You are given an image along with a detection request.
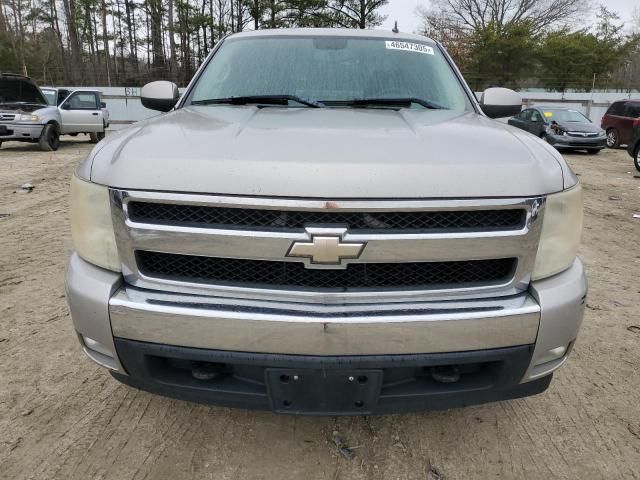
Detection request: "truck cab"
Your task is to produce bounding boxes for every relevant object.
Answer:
[41,86,109,143]
[58,89,107,141]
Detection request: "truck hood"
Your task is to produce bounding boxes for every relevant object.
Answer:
[88,106,567,198]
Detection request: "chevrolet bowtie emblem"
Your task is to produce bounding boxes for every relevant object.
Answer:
[287,229,366,267]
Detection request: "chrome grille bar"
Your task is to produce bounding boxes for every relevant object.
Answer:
[110,190,545,304]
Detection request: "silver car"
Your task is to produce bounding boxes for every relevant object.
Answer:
[40,87,109,129]
[0,75,108,150]
[66,29,586,415]
[0,73,62,150]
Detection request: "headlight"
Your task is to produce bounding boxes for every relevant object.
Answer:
[19,114,39,122]
[70,175,121,271]
[532,184,583,280]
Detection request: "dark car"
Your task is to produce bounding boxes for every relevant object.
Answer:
[602,100,640,149]
[627,122,640,172]
[509,106,606,154]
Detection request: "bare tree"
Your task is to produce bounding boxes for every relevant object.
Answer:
[324,0,387,29]
[145,0,165,70]
[419,0,589,34]
[61,0,83,81]
[417,6,472,68]
[167,0,176,74]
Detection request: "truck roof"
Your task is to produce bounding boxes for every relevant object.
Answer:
[68,88,103,93]
[0,72,31,80]
[228,28,436,45]
[41,86,102,93]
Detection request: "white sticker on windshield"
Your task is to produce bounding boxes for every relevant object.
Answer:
[385,41,434,55]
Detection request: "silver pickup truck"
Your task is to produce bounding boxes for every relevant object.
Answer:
[0,74,106,150]
[66,29,586,415]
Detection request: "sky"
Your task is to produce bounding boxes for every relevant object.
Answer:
[379,0,638,34]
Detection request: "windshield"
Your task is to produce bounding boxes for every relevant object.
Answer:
[189,36,470,110]
[41,89,57,106]
[0,78,46,105]
[543,109,589,123]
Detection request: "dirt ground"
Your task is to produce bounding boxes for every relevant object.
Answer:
[0,136,639,480]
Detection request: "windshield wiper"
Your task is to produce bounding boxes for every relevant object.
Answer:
[192,95,325,108]
[327,98,445,110]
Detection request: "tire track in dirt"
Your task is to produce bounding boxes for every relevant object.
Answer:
[0,142,639,479]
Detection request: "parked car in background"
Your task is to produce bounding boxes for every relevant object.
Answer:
[627,123,640,172]
[58,89,108,142]
[509,106,606,154]
[0,73,63,150]
[42,86,110,134]
[601,99,640,148]
[0,74,108,150]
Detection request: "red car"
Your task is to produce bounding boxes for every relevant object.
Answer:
[601,99,640,148]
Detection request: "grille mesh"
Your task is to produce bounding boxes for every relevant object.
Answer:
[128,202,525,232]
[137,251,516,291]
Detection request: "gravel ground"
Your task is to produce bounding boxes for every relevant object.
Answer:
[0,137,639,480]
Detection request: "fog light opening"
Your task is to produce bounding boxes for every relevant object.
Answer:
[191,362,221,381]
[82,335,114,359]
[429,365,461,384]
[534,345,569,367]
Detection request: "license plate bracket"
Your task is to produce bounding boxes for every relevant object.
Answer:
[266,368,383,415]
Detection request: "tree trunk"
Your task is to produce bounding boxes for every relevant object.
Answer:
[270,0,276,28]
[167,0,176,75]
[91,11,100,83]
[230,0,234,32]
[115,0,126,78]
[235,0,243,32]
[61,0,82,83]
[145,6,151,67]
[9,0,27,75]
[49,0,69,82]
[209,0,214,45]
[200,0,208,56]
[101,0,111,86]
[124,0,138,72]
[146,0,165,72]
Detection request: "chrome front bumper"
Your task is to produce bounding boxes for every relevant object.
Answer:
[0,123,44,140]
[65,253,586,383]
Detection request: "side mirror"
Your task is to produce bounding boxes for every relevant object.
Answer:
[100,102,106,109]
[61,103,71,110]
[479,87,522,119]
[141,81,179,112]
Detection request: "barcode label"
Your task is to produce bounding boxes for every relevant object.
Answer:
[385,41,434,55]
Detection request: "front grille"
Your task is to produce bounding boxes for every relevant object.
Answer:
[0,114,16,122]
[127,202,526,232]
[137,251,516,291]
[567,132,598,138]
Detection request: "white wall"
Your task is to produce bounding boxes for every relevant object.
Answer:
[71,87,637,128]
